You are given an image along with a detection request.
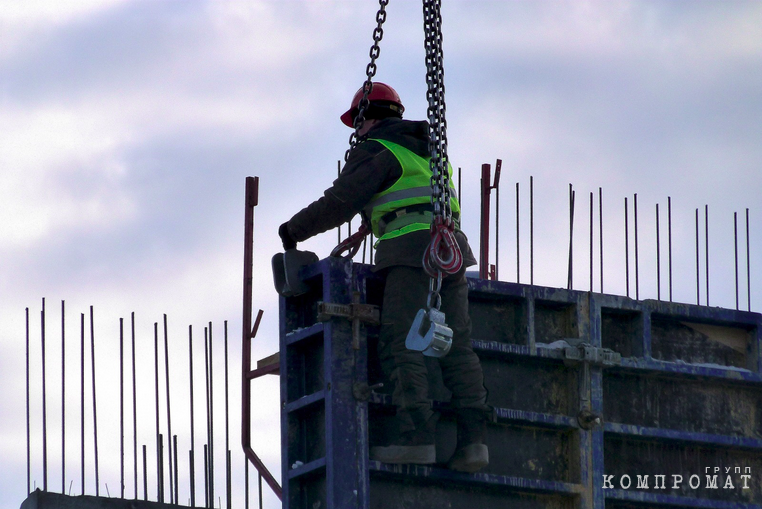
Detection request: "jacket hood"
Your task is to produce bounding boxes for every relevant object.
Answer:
[364,118,430,158]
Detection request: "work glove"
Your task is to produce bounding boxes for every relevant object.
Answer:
[279,222,297,251]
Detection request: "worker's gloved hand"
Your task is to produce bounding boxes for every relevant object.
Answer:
[279,222,297,250]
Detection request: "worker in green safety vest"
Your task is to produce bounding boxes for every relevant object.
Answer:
[279,83,490,472]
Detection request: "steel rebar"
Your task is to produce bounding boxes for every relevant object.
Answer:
[132,313,138,499]
[163,315,174,504]
[158,434,164,503]
[154,322,161,502]
[530,176,534,286]
[668,197,673,302]
[90,306,100,497]
[190,449,195,508]
[258,473,263,509]
[625,197,630,298]
[204,445,209,508]
[189,325,196,508]
[735,212,740,310]
[80,313,85,495]
[516,182,520,283]
[634,194,639,300]
[61,301,66,494]
[747,208,752,311]
[120,317,125,499]
[590,192,594,292]
[173,435,178,505]
[337,161,342,244]
[41,298,48,492]
[705,205,710,306]
[567,185,575,290]
[225,321,231,509]
[142,445,147,501]
[696,209,701,305]
[656,204,661,301]
[209,322,214,505]
[226,450,232,509]
[245,458,249,509]
[26,307,30,495]
[599,188,603,293]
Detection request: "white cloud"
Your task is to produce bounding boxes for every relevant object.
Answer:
[0,104,136,248]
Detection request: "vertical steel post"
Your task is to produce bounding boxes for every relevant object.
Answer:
[245,458,249,509]
[80,313,85,495]
[494,160,501,280]
[61,301,66,494]
[656,204,661,301]
[668,197,673,302]
[494,176,499,281]
[258,473,263,509]
[154,323,161,502]
[26,307,31,496]
[132,313,138,499]
[479,163,491,279]
[241,176,282,499]
[337,161,342,244]
[735,212,740,310]
[705,205,710,306]
[205,327,213,508]
[599,188,603,293]
[634,194,639,300]
[173,435,179,504]
[696,209,701,305]
[120,318,125,499]
[226,451,232,509]
[41,298,48,492]
[747,208,752,311]
[530,176,534,286]
[567,185,575,290]
[590,192,594,292]
[158,434,164,503]
[208,322,215,507]
[189,450,195,508]
[142,445,147,501]
[90,306,100,497]
[224,321,231,509]
[189,325,196,507]
[163,315,174,504]
[204,445,209,508]
[516,182,520,283]
[625,197,630,298]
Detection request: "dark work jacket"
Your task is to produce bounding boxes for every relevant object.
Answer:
[286,118,477,272]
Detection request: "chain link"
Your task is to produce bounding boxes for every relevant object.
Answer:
[423,0,461,311]
[345,0,390,162]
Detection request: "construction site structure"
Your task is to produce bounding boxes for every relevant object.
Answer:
[276,254,762,509]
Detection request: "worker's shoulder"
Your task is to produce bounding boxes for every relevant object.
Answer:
[365,118,430,155]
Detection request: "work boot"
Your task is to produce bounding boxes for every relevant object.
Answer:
[448,408,489,473]
[370,414,437,465]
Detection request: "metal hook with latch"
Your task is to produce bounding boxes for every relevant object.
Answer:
[405,307,452,358]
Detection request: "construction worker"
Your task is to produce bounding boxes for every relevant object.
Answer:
[278,83,489,472]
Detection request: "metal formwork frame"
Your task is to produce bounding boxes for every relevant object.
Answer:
[280,258,762,509]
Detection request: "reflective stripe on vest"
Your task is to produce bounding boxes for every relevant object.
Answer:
[364,138,460,241]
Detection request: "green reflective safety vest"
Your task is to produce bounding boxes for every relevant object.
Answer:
[363,138,460,242]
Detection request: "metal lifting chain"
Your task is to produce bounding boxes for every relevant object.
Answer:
[344,0,389,163]
[422,0,462,310]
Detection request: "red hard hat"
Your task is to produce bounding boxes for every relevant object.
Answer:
[340,82,404,127]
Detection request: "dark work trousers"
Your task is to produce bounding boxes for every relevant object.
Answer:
[378,264,488,435]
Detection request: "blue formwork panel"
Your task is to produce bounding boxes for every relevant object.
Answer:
[280,259,762,509]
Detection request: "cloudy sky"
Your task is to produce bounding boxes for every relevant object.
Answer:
[2,1,761,507]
